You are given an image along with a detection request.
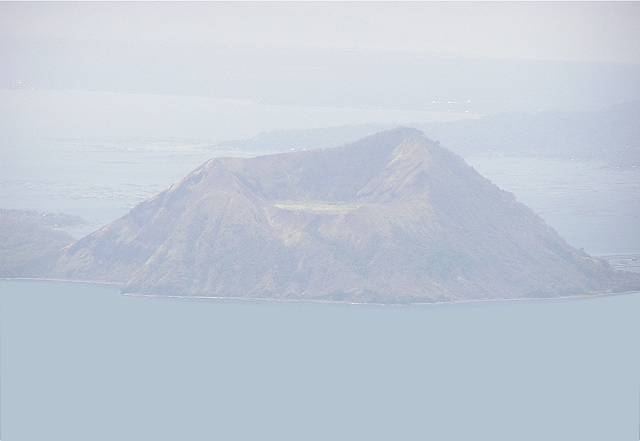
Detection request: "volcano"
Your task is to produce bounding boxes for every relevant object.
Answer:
[52,128,639,303]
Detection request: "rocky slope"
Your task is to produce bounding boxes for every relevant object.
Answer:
[51,128,640,303]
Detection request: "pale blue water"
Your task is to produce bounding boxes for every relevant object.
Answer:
[2,280,639,440]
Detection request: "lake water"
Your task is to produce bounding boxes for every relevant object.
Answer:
[1,280,639,440]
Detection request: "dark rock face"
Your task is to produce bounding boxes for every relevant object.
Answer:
[51,128,640,303]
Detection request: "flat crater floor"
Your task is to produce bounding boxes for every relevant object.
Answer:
[273,200,363,214]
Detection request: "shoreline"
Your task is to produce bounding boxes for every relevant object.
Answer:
[2,277,638,308]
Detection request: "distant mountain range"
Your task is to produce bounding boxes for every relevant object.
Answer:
[49,128,640,303]
[217,101,640,168]
[419,100,640,168]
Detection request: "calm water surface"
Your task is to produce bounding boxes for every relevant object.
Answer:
[2,280,639,440]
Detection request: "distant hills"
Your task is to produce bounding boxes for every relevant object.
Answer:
[419,100,640,168]
[217,101,640,168]
[49,128,640,303]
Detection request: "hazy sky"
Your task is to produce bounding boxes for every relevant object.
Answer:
[2,1,639,64]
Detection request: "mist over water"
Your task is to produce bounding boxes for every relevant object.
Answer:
[1,89,474,142]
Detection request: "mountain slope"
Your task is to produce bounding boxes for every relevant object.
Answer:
[51,128,639,303]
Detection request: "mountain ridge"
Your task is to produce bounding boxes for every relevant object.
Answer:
[50,128,640,303]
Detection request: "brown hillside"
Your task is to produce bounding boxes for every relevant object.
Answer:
[51,128,640,303]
